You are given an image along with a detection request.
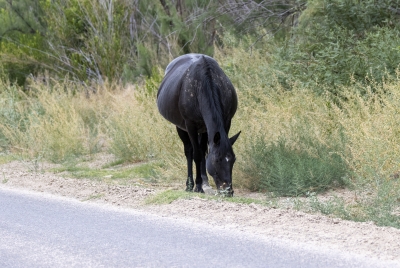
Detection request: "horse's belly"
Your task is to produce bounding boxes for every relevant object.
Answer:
[157,88,186,129]
[157,90,207,133]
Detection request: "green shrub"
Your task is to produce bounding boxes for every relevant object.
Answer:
[307,177,400,228]
[245,135,348,196]
[272,0,400,92]
[0,0,47,85]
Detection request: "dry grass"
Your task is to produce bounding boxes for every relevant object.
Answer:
[335,80,400,182]
[1,82,89,161]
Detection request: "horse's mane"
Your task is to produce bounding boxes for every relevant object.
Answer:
[198,56,229,149]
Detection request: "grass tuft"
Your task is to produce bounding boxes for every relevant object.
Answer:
[144,190,195,205]
[52,162,161,181]
[244,135,348,196]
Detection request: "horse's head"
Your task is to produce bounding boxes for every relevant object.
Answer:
[206,131,241,196]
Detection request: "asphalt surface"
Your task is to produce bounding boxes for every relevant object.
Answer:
[0,187,397,268]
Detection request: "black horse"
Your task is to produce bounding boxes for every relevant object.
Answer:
[157,54,240,195]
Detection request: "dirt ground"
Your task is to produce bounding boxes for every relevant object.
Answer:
[1,156,400,265]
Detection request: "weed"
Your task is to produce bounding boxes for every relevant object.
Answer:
[0,154,15,165]
[2,172,8,184]
[102,159,125,168]
[302,178,400,228]
[242,132,348,196]
[83,193,105,201]
[144,190,195,205]
[52,161,161,182]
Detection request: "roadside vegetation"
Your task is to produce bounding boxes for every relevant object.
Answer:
[1,0,400,228]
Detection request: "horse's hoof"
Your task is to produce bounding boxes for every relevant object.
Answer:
[202,184,215,195]
[194,184,204,193]
[185,184,194,192]
[186,178,194,192]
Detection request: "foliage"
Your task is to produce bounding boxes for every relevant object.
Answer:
[0,0,314,86]
[245,135,348,196]
[272,0,400,92]
[306,178,400,228]
[42,0,138,83]
[52,162,160,181]
[0,0,47,84]
[0,0,226,85]
[217,0,306,38]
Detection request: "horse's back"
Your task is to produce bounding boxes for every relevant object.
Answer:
[157,54,237,132]
[164,54,214,76]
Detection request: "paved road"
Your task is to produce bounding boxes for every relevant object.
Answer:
[0,187,396,268]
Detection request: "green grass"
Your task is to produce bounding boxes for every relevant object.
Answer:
[225,196,265,205]
[243,135,349,196]
[102,159,125,168]
[51,162,161,182]
[145,188,266,206]
[82,193,105,201]
[287,178,400,229]
[1,173,8,184]
[144,190,196,205]
[0,154,15,165]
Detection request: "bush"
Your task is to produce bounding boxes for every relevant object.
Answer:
[272,0,400,92]
[0,0,223,85]
[243,130,348,196]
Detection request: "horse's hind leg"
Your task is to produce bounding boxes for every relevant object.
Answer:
[176,127,194,191]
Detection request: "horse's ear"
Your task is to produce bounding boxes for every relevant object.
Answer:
[229,131,241,146]
[213,132,221,146]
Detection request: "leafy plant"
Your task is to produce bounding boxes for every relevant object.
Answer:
[306,178,400,228]
[272,0,400,92]
[244,135,348,196]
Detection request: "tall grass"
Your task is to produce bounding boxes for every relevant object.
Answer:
[0,81,90,161]
[0,77,185,178]
[334,78,400,182]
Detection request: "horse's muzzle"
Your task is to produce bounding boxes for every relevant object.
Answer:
[218,183,234,197]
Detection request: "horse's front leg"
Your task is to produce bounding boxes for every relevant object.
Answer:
[193,161,204,193]
[185,148,195,192]
[199,133,213,194]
